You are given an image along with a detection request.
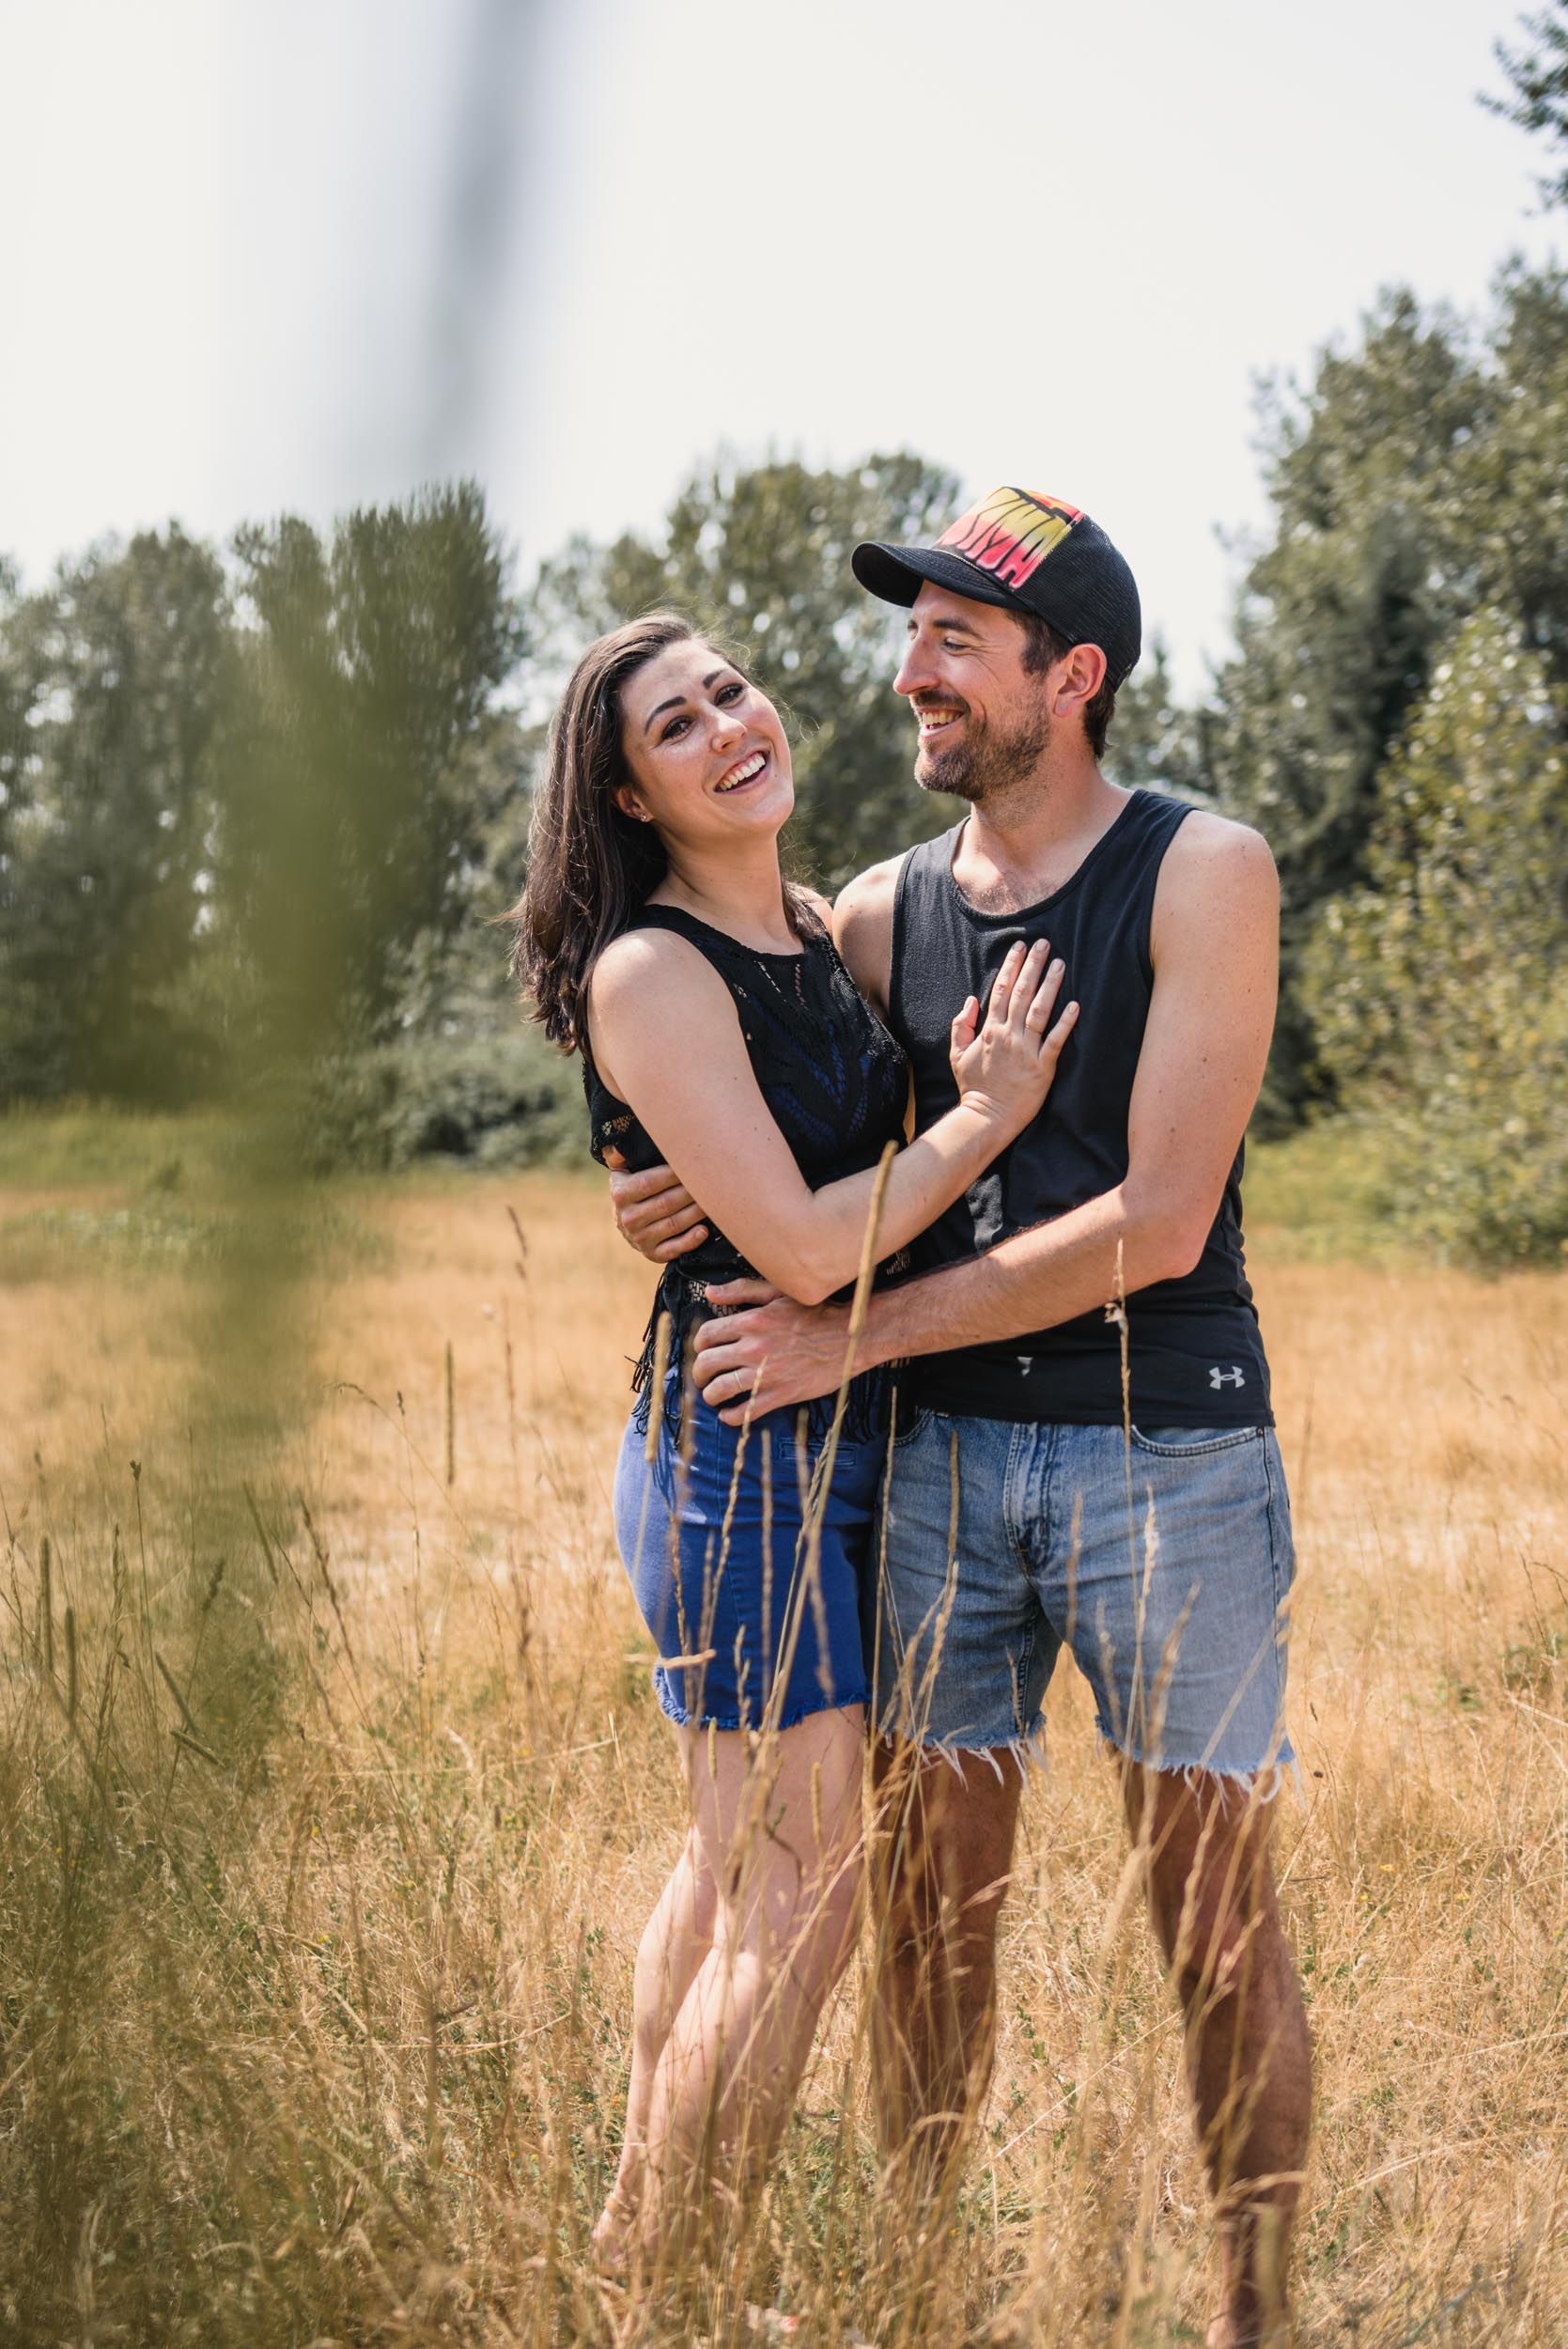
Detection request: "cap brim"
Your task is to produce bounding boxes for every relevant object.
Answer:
[850,540,1024,613]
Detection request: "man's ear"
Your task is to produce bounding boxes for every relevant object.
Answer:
[1052,641,1108,720]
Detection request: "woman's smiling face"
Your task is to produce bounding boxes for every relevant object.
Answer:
[616,640,793,847]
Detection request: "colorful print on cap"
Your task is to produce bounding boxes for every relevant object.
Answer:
[937,488,1082,594]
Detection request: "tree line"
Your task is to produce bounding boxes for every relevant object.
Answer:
[2,10,1564,1258]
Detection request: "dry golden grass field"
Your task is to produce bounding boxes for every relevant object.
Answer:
[3,1129,1567,2347]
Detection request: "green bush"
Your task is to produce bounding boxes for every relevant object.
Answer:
[1302,610,1568,1263]
[298,1023,584,1174]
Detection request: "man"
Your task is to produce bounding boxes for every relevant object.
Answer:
[609,488,1310,2349]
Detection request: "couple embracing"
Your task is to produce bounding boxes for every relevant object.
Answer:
[512,488,1310,2349]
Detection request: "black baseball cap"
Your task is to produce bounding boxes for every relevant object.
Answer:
[852,486,1141,691]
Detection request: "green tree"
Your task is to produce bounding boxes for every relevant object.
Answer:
[1207,1,1568,1132]
[1206,290,1486,1119]
[1103,634,1205,798]
[1204,270,1568,1122]
[1465,263,1568,677]
[525,452,963,890]
[219,481,521,1060]
[0,527,229,1100]
[1302,610,1568,1261]
[1485,0,1568,210]
[0,555,26,988]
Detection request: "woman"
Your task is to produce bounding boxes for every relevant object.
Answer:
[512,612,1076,2263]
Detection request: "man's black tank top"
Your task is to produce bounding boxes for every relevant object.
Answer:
[890,789,1272,1427]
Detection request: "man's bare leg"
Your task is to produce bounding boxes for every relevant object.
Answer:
[1125,1766,1312,2349]
[869,1737,1024,2211]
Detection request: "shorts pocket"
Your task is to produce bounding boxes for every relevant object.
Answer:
[1128,1424,1266,1458]
[890,1400,935,1452]
[1263,1431,1296,1613]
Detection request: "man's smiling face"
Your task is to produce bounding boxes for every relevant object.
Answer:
[892,581,1054,804]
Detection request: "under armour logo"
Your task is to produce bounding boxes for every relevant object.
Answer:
[1209,1364,1246,1390]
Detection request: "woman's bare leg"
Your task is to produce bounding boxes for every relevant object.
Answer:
[593,1823,717,2262]
[635,1703,865,2254]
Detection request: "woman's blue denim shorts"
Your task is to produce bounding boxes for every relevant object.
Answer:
[872,1408,1296,1782]
[613,1397,878,1733]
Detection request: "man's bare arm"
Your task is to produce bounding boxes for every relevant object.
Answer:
[831,853,901,1018]
[693,815,1280,1420]
[602,1147,709,1260]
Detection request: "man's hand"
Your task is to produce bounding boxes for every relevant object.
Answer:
[691,1278,856,1424]
[603,1146,709,1263]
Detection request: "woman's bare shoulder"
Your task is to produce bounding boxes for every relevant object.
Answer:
[588,924,734,1026]
[586,926,738,1098]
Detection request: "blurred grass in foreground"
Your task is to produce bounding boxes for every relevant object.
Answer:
[0,1102,246,1194]
[3,1125,1567,2344]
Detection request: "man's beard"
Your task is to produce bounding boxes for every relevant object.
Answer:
[914,699,1052,805]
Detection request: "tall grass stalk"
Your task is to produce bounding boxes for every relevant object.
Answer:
[3,1166,1567,2342]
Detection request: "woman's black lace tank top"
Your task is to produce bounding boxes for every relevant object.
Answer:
[584,899,909,1438]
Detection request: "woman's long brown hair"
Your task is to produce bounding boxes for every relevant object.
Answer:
[509,612,800,1053]
[508,614,698,1050]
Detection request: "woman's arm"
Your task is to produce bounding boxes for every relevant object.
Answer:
[588,928,1074,1308]
[602,864,898,1266]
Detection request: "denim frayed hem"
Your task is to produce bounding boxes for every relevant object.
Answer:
[652,1672,872,1735]
[874,1719,1302,1801]
[1093,1724,1303,1804]
[876,1719,1050,1783]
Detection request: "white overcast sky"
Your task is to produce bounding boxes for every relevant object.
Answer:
[1,0,1560,692]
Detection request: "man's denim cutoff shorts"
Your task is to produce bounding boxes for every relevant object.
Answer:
[871,1407,1296,1780]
